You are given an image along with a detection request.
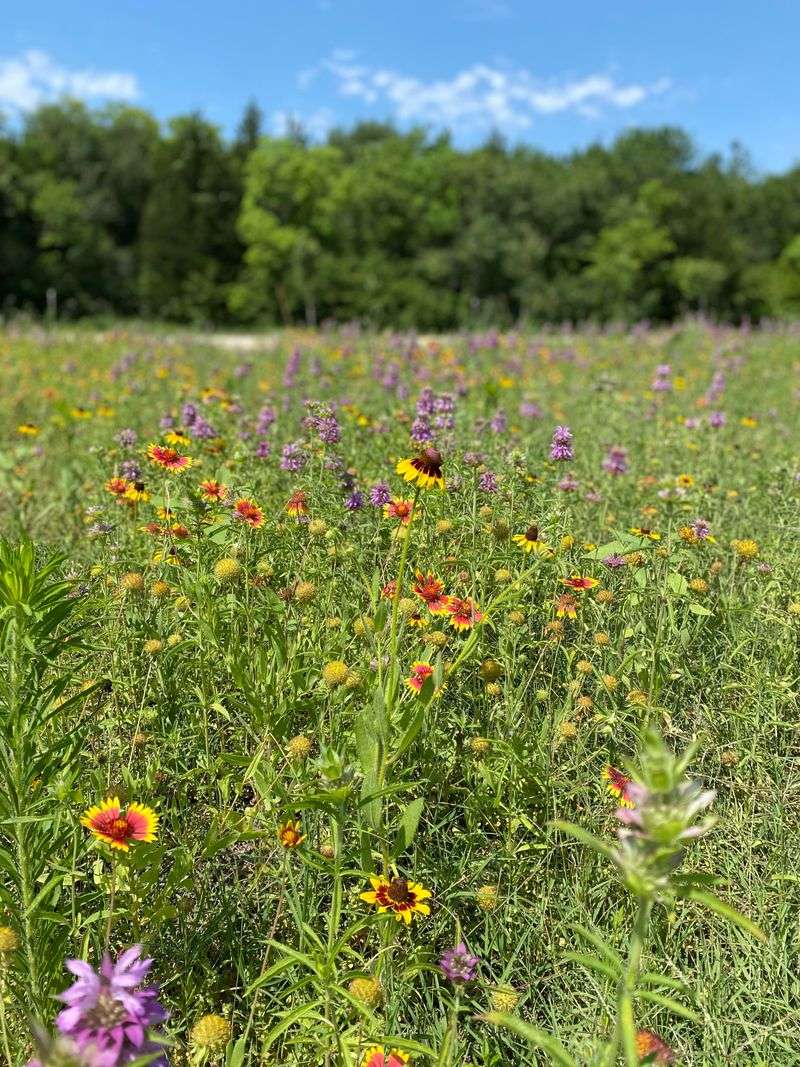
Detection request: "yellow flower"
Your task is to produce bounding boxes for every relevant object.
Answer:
[360,876,432,924]
[286,735,312,760]
[348,976,384,1008]
[475,884,499,911]
[214,557,241,582]
[0,926,19,953]
[190,1014,232,1053]
[322,660,349,687]
[396,448,444,490]
[278,819,305,849]
[731,538,758,560]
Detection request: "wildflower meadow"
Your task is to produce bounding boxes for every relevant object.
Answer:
[1,322,798,1066]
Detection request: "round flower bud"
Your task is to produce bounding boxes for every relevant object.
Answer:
[398,597,417,616]
[490,985,519,1013]
[559,720,577,740]
[475,884,498,912]
[214,557,241,582]
[322,661,349,688]
[436,519,453,534]
[507,609,525,624]
[595,589,614,604]
[470,737,491,756]
[143,639,162,655]
[593,631,610,646]
[493,567,512,584]
[294,580,316,604]
[348,976,384,1009]
[485,681,502,697]
[190,1013,232,1053]
[308,519,328,537]
[150,580,170,599]
[0,926,19,954]
[120,571,144,593]
[689,578,708,593]
[286,734,312,760]
[481,659,502,682]
[575,659,592,674]
[255,559,274,577]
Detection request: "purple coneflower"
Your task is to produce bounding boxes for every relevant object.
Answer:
[439,942,479,984]
[549,425,573,462]
[55,946,168,1066]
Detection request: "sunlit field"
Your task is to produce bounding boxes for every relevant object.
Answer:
[1,323,799,1066]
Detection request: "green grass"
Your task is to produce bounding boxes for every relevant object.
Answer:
[0,323,798,1066]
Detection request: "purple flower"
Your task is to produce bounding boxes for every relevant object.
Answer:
[478,471,498,492]
[181,403,198,426]
[316,416,341,445]
[520,400,542,419]
[120,460,141,481]
[602,446,628,476]
[651,375,672,392]
[190,417,217,440]
[345,491,364,510]
[463,451,486,468]
[549,425,573,462]
[369,482,391,507]
[439,942,479,984]
[254,439,271,459]
[708,410,726,428]
[411,416,434,442]
[158,414,175,430]
[558,474,579,492]
[490,409,507,434]
[114,429,137,449]
[234,362,252,379]
[603,554,626,569]
[283,347,301,388]
[56,946,168,1066]
[256,407,276,434]
[683,417,700,430]
[415,388,435,417]
[280,441,306,472]
[690,517,712,540]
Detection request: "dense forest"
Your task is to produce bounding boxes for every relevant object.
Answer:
[2,99,800,328]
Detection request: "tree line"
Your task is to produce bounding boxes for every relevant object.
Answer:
[2,99,800,328]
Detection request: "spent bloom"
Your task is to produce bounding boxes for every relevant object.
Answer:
[54,946,167,1066]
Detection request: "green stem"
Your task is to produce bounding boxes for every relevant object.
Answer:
[104,857,117,950]
[435,991,461,1067]
[0,966,13,1067]
[12,824,39,1008]
[606,895,652,1066]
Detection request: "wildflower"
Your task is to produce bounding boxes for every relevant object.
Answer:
[81,797,158,851]
[278,819,305,849]
[490,985,519,1013]
[119,572,144,594]
[479,470,499,492]
[52,946,168,1065]
[381,580,397,599]
[360,876,432,924]
[0,926,19,954]
[396,447,445,490]
[447,597,483,631]
[412,572,449,613]
[436,519,453,534]
[308,518,328,537]
[384,498,415,525]
[576,695,593,711]
[345,491,364,510]
[233,498,264,528]
[348,976,383,1008]
[470,737,491,756]
[709,410,726,428]
[362,1047,410,1067]
[731,538,758,560]
[603,766,636,808]
[676,473,694,488]
[143,639,162,655]
[549,425,573,461]
[286,735,312,760]
[17,422,40,435]
[322,661,349,688]
[105,476,130,497]
[635,1030,674,1064]
[124,480,150,503]
[630,527,661,541]
[689,578,708,593]
[602,674,618,690]
[602,554,626,569]
[190,1013,232,1054]
[406,662,434,692]
[627,690,649,707]
[199,479,227,502]
[146,443,192,472]
[555,594,577,620]
[602,446,628,475]
[594,631,610,646]
[214,557,241,582]
[369,482,392,506]
[425,630,448,648]
[512,524,553,556]
[294,580,316,604]
[439,942,479,984]
[562,575,599,591]
[559,721,578,740]
[494,568,513,583]
[280,441,307,472]
[475,884,498,911]
[481,659,502,681]
[285,490,308,517]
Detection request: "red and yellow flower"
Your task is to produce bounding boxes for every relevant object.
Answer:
[562,576,599,591]
[199,479,228,502]
[412,572,449,614]
[362,1048,411,1067]
[384,498,415,525]
[602,766,636,809]
[406,662,434,692]
[285,490,308,517]
[396,448,445,490]
[555,593,578,619]
[447,597,483,631]
[105,477,130,497]
[512,525,553,556]
[233,498,264,528]
[360,876,431,924]
[81,797,158,852]
[635,1030,674,1063]
[146,443,193,472]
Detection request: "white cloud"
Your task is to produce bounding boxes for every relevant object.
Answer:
[0,50,139,112]
[318,55,671,132]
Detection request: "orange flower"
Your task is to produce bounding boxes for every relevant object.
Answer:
[105,477,130,497]
[362,1048,411,1067]
[635,1030,674,1063]
[199,479,227,502]
[412,572,449,614]
[406,661,434,692]
[285,490,308,517]
[447,597,483,631]
[81,797,158,852]
[562,576,600,591]
[381,580,398,599]
[555,593,578,619]
[384,498,415,525]
[278,819,305,849]
[146,444,192,472]
[233,498,264,528]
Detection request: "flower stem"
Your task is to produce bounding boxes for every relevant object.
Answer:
[605,895,652,1066]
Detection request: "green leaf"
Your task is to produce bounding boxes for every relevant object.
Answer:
[570,922,622,966]
[482,1013,578,1067]
[551,820,615,859]
[561,951,619,981]
[392,797,424,857]
[636,989,700,1022]
[680,887,766,941]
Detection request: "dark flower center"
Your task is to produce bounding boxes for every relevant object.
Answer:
[84,992,128,1030]
[387,879,412,904]
[525,524,539,542]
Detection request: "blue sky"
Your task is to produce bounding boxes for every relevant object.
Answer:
[1,1,798,171]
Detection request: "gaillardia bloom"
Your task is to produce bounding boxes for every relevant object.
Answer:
[412,572,450,613]
[562,575,599,591]
[512,524,553,556]
[635,1029,675,1063]
[384,498,415,525]
[285,490,308,517]
[630,527,661,542]
[360,876,432,923]
[81,797,158,851]
[396,447,445,490]
[447,597,483,631]
[555,593,578,619]
[146,443,192,472]
[278,819,305,849]
[602,766,636,809]
[363,1047,410,1067]
[105,477,130,497]
[233,498,264,528]
[406,662,434,692]
[199,479,228,502]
